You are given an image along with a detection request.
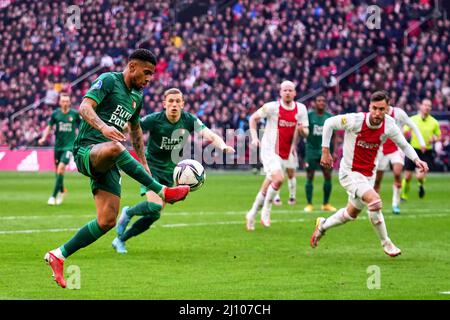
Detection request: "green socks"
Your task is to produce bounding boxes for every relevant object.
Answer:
[60,219,107,258]
[401,178,410,199]
[323,179,332,204]
[305,179,313,204]
[115,150,164,194]
[120,201,162,242]
[52,174,64,197]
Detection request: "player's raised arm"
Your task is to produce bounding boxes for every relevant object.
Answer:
[79,97,126,142]
[388,123,429,173]
[199,127,235,154]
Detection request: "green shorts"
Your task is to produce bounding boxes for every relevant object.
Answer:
[140,169,174,196]
[304,155,322,171]
[74,146,122,197]
[55,150,72,166]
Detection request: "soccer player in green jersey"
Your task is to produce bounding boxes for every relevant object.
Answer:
[401,99,441,200]
[38,92,81,205]
[303,95,336,213]
[112,88,235,253]
[44,49,190,288]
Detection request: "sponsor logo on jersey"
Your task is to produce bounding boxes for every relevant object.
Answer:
[58,122,73,132]
[313,124,323,136]
[108,104,133,128]
[356,140,379,150]
[159,136,184,150]
[278,119,296,127]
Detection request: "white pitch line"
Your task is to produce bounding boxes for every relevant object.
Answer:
[0,213,448,235]
[0,228,79,235]
[1,209,449,220]
[439,291,450,295]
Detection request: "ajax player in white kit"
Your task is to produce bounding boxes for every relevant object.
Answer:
[373,104,426,214]
[246,81,309,231]
[311,91,429,257]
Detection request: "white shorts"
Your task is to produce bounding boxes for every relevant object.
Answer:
[378,150,405,171]
[261,152,297,179]
[339,168,375,210]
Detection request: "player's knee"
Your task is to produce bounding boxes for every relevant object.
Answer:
[109,141,125,158]
[97,216,116,231]
[271,180,282,190]
[368,199,382,212]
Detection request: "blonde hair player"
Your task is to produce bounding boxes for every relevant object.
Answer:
[246,80,309,231]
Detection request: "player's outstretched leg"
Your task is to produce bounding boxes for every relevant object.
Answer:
[94,143,189,204]
[44,190,118,288]
[44,251,66,288]
[246,191,265,231]
[45,218,108,288]
[113,201,162,253]
[367,199,401,257]
[310,207,355,248]
[117,206,131,237]
[261,183,279,227]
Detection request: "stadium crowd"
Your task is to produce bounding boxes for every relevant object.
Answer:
[0,0,449,169]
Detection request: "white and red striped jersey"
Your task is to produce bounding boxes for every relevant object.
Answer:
[322,112,419,177]
[382,106,426,155]
[257,100,309,160]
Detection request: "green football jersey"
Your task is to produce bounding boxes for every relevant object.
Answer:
[306,110,334,157]
[73,72,143,154]
[49,108,81,151]
[140,111,206,173]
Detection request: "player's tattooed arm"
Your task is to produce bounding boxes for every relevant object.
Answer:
[79,97,125,141]
[129,121,151,173]
[79,98,106,131]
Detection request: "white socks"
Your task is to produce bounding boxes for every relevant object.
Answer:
[368,210,389,243]
[248,191,265,218]
[288,177,296,199]
[262,184,279,213]
[392,184,401,207]
[51,248,65,261]
[322,208,354,231]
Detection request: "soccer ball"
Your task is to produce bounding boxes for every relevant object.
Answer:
[173,159,206,191]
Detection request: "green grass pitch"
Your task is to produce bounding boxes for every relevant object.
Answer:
[0,171,449,300]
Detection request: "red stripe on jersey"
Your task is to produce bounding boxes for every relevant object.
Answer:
[277,101,298,160]
[382,108,398,155]
[352,113,385,176]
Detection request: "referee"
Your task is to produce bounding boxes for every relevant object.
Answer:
[401,99,441,200]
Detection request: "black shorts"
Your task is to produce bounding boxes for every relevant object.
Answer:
[404,149,434,171]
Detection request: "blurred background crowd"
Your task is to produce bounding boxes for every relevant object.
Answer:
[0,0,448,170]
